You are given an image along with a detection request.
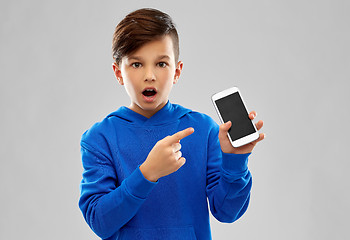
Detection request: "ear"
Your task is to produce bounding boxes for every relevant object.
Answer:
[173,61,183,84]
[112,62,124,85]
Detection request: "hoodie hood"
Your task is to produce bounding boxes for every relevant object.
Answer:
[107,101,192,127]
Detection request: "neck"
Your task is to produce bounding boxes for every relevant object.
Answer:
[129,101,168,118]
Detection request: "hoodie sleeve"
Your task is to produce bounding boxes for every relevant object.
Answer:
[206,123,252,223]
[79,139,157,239]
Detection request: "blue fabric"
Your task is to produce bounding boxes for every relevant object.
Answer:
[79,101,252,240]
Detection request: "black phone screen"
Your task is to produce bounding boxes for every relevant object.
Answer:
[215,92,256,142]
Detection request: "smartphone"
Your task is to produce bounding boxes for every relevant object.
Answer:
[212,87,259,148]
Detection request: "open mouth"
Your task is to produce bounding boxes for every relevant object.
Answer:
[142,88,157,97]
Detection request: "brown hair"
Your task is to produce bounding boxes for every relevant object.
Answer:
[112,8,179,65]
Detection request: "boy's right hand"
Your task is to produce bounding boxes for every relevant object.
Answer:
[140,127,194,182]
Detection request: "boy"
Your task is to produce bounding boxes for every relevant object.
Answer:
[79,8,264,240]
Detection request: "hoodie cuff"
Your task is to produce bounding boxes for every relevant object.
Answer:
[221,152,251,174]
[124,166,158,199]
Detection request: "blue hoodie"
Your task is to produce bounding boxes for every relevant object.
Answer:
[79,101,252,240]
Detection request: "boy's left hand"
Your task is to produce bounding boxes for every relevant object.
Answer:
[219,111,265,154]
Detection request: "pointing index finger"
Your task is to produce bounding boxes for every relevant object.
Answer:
[170,127,194,143]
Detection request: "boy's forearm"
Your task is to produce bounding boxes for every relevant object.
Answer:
[206,126,253,223]
[80,166,157,238]
[79,146,158,238]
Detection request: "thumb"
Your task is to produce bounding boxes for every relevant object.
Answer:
[219,121,231,139]
[220,121,232,132]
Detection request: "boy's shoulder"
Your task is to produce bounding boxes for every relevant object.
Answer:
[80,110,119,147]
[81,105,132,139]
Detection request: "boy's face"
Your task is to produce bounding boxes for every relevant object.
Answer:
[113,35,183,118]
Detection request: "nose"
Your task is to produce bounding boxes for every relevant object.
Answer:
[144,66,156,82]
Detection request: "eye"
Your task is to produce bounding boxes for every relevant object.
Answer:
[131,62,142,68]
[157,62,167,68]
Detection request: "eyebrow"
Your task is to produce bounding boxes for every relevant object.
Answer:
[127,56,142,61]
[127,55,170,61]
[157,55,170,61]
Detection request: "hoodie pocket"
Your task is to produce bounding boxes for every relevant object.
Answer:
[118,226,197,240]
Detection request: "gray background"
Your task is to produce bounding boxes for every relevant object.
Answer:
[1,0,349,239]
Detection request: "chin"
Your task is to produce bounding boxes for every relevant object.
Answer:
[142,100,165,110]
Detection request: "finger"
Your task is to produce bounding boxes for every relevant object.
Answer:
[257,133,265,142]
[174,150,182,160]
[172,142,182,153]
[249,111,257,120]
[252,133,265,144]
[170,127,194,143]
[255,120,264,131]
[177,157,186,168]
